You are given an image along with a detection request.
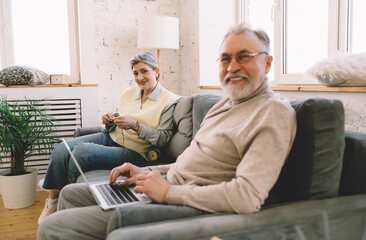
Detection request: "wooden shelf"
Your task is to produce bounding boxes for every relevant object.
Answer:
[198,85,366,93]
[270,85,366,92]
[0,84,98,88]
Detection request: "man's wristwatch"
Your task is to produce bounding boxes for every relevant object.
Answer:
[133,121,140,131]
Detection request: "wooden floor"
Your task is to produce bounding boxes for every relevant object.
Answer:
[0,191,48,240]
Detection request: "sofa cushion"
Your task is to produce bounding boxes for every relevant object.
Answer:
[105,194,366,240]
[164,94,222,160]
[265,98,345,205]
[164,96,194,160]
[192,94,222,137]
[76,169,111,183]
[339,131,366,196]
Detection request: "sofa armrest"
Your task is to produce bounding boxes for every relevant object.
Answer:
[73,126,103,138]
[339,130,366,196]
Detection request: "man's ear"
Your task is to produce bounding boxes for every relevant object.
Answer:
[265,55,273,74]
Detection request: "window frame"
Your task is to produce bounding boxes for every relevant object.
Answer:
[0,0,80,83]
[199,0,356,87]
[198,0,242,88]
[273,0,351,85]
[0,0,14,66]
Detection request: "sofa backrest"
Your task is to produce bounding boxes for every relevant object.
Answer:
[265,98,345,206]
[164,94,350,206]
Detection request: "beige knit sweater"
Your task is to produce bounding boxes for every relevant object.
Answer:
[151,84,296,214]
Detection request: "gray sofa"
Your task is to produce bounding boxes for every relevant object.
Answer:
[75,94,366,240]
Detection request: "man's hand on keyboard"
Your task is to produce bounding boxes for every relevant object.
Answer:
[109,163,151,186]
[134,171,171,204]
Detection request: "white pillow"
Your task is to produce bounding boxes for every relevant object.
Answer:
[306,52,366,86]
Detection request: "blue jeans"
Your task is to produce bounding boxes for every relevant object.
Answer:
[43,132,147,190]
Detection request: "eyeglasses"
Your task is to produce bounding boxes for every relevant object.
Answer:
[217,52,268,66]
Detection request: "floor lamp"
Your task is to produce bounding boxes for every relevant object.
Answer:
[138,16,179,71]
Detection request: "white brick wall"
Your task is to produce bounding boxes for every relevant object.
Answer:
[78,0,366,133]
[79,0,181,120]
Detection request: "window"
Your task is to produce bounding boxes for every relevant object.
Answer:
[349,0,366,53]
[240,0,274,82]
[283,1,328,75]
[199,0,366,86]
[0,0,79,82]
[199,0,240,87]
[263,0,366,84]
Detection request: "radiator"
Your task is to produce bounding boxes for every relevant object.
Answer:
[0,99,82,176]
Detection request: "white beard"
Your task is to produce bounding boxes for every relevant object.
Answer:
[220,72,255,101]
[221,81,253,101]
[220,72,267,101]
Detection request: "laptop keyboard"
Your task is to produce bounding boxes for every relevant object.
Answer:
[96,182,140,206]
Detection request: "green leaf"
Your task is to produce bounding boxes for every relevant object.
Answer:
[0,96,60,175]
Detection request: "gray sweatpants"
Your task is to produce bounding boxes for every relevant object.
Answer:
[37,183,208,240]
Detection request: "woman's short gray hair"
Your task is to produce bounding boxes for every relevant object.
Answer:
[129,52,158,70]
[223,22,270,53]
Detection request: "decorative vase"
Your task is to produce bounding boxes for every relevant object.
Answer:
[0,167,38,209]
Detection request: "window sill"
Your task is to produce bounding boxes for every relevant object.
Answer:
[0,84,98,88]
[270,85,366,92]
[199,85,366,93]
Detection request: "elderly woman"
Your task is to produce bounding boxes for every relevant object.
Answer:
[38,52,180,223]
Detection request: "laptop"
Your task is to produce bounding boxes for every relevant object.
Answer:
[62,138,151,210]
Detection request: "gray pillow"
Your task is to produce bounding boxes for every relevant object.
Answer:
[192,94,222,137]
[0,65,50,86]
[164,94,222,160]
[265,98,345,206]
[164,96,194,160]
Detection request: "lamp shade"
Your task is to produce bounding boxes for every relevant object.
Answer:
[138,16,179,50]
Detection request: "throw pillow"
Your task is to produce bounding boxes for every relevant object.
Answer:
[192,94,222,137]
[0,65,50,86]
[164,96,194,161]
[163,94,222,161]
[265,98,345,206]
[306,52,366,86]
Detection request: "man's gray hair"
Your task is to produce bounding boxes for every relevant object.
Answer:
[223,23,270,53]
[129,52,158,70]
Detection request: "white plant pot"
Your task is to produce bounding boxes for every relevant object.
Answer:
[0,167,38,209]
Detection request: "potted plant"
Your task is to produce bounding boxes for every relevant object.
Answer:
[0,96,59,209]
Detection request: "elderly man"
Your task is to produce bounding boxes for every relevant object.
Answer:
[37,23,296,240]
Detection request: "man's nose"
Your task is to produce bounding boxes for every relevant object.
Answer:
[227,58,241,72]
